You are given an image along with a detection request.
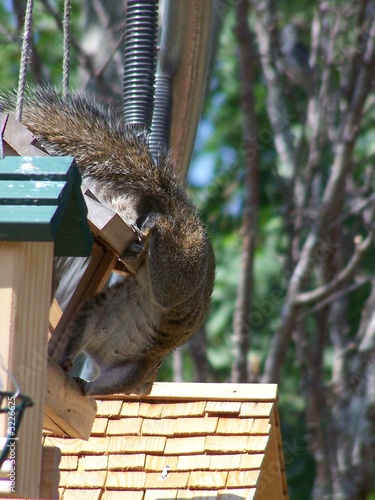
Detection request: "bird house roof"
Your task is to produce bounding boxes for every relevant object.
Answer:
[43,383,288,499]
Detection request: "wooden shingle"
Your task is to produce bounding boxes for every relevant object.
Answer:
[161,401,206,418]
[96,400,123,417]
[106,471,147,489]
[106,416,143,435]
[82,455,108,471]
[108,453,146,471]
[141,417,177,436]
[145,454,179,471]
[164,436,206,455]
[43,382,288,499]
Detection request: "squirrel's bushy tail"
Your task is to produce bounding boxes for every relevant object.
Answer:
[0,85,182,203]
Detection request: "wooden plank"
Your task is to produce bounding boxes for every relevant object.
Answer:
[144,490,178,500]
[84,193,133,256]
[173,416,218,436]
[216,417,254,435]
[145,455,179,472]
[187,471,227,489]
[95,399,123,417]
[59,455,79,471]
[80,436,108,454]
[108,435,166,454]
[106,417,143,436]
[82,455,108,471]
[251,418,271,435]
[44,360,97,439]
[106,471,146,489]
[164,437,206,455]
[176,454,211,472]
[161,401,206,418]
[141,417,177,437]
[63,489,102,500]
[39,446,61,499]
[0,113,48,157]
[240,402,274,417]
[49,242,117,361]
[99,383,278,402]
[256,414,288,500]
[226,469,260,488]
[205,401,241,414]
[246,435,270,453]
[120,402,141,417]
[145,471,190,490]
[240,453,264,470]
[43,436,83,455]
[82,184,143,275]
[208,454,241,471]
[66,470,107,488]
[0,241,53,498]
[90,418,108,436]
[139,402,165,418]
[270,408,289,499]
[103,491,143,500]
[108,453,146,471]
[204,435,250,454]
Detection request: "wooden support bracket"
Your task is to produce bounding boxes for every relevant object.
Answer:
[44,360,97,440]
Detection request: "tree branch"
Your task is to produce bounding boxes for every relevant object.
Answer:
[296,227,374,305]
[231,0,260,383]
[262,8,375,383]
[250,0,295,169]
[297,280,369,321]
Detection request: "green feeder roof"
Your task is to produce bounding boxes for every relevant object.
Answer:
[0,156,93,256]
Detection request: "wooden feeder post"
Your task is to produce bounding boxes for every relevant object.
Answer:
[0,154,92,498]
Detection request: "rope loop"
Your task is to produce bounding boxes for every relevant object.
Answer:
[62,0,71,100]
[16,0,34,122]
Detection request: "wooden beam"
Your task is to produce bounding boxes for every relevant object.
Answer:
[48,243,117,361]
[82,184,144,275]
[44,360,97,440]
[257,408,289,499]
[98,382,279,402]
[0,113,48,157]
[39,447,61,500]
[0,241,53,498]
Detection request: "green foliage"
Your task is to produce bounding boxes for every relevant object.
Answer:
[0,0,80,91]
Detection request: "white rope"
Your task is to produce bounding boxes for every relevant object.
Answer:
[16,0,34,122]
[62,0,71,99]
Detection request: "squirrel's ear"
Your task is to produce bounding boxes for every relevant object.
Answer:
[83,359,159,396]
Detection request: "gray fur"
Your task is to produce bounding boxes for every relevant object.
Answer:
[1,86,215,396]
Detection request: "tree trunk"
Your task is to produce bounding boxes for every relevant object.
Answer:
[231,0,260,383]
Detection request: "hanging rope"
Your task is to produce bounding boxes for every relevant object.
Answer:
[62,0,71,99]
[16,0,34,122]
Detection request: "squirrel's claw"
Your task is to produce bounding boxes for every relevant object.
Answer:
[122,240,145,260]
[123,213,157,260]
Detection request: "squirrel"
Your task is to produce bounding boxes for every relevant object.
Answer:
[0,86,215,396]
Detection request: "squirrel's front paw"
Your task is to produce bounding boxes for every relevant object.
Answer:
[122,240,145,260]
